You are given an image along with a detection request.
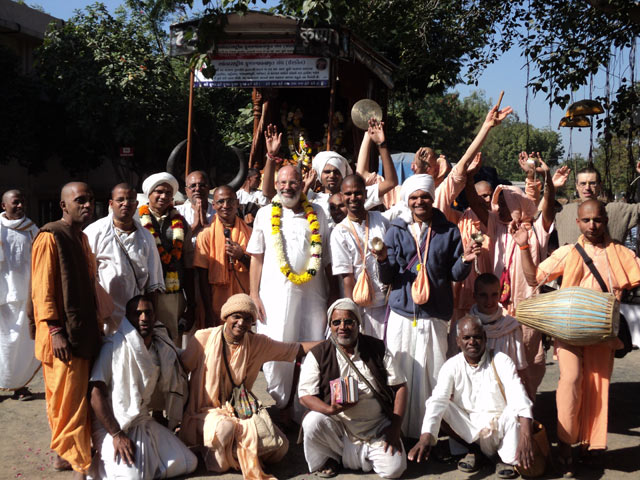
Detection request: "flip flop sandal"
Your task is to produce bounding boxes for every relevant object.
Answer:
[496,462,518,479]
[556,454,575,478]
[315,458,340,478]
[12,387,34,401]
[457,452,480,473]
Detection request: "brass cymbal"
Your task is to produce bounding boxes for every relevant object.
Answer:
[351,99,383,130]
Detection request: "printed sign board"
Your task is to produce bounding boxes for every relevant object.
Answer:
[195,56,329,88]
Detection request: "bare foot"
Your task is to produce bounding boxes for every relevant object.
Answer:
[53,454,72,471]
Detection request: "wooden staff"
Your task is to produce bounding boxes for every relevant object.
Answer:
[185,68,195,181]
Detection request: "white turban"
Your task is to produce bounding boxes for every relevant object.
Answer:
[327,298,362,325]
[400,174,436,204]
[312,151,353,179]
[142,172,179,198]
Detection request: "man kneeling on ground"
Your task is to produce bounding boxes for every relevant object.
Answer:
[299,298,408,478]
[408,315,534,479]
[88,294,197,479]
[179,293,319,479]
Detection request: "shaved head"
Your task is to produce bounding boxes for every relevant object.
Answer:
[213,184,238,224]
[111,183,136,198]
[578,199,607,218]
[61,182,91,202]
[576,199,607,243]
[214,184,235,198]
[60,182,94,228]
[2,189,22,204]
[2,189,25,220]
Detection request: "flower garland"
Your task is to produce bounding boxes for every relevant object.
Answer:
[271,194,322,285]
[139,204,185,292]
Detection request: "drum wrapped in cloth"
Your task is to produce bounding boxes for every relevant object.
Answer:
[516,286,619,346]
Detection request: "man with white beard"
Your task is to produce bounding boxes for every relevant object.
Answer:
[247,165,334,422]
[0,190,40,399]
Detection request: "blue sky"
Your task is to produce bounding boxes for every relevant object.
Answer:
[40,0,635,161]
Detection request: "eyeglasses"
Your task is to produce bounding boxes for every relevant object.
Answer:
[187,183,209,190]
[331,318,356,327]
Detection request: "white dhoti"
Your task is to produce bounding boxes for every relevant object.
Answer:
[90,416,197,479]
[443,400,521,465]
[361,305,388,340]
[385,311,448,438]
[258,286,326,408]
[302,411,406,479]
[0,301,40,389]
[0,214,39,390]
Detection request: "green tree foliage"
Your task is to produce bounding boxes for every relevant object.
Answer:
[33,1,251,182]
[594,132,640,199]
[387,92,485,160]
[36,3,186,176]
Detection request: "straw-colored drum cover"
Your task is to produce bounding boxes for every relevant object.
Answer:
[515,286,619,346]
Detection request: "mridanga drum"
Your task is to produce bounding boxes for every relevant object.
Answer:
[515,286,619,346]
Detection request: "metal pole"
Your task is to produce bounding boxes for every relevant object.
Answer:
[185,68,195,181]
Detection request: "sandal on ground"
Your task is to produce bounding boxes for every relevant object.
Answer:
[496,462,518,479]
[11,387,33,401]
[457,452,481,473]
[53,455,72,471]
[314,458,340,478]
[556,454,574,478]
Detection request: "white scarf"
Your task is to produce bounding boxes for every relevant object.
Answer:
[0,214,36,263]
[470,304,520,339]
[110,318,160,430]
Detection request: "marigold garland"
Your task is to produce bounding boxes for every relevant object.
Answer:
[139,204,185,292]
[271,194,322,285]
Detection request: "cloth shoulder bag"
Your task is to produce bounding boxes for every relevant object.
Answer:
[499,233,517,305]
[573,243,633,358]
[491,351,549,477]
[347,217,374,307]
[410,223,431,305]
[220,332,285,454]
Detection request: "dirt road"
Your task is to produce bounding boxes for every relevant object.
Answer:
[1,349,639,479]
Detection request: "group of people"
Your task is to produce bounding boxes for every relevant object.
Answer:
[2,99,640,480]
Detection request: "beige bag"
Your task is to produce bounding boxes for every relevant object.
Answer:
[252,406,288,455]
[347,217,375,307]
[410,223,431,305]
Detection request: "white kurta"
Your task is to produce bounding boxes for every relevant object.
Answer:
[298,341,406,478]
[84,216,165,328]
[469,305,528,370]
[176,201,216,247]
[236,188,269,207]
[330,212,389,338]
[421,351,532,464]
[246,201,331,407]
[0,214,40,390]
[309,185,381,228]
[89,319,197,479]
